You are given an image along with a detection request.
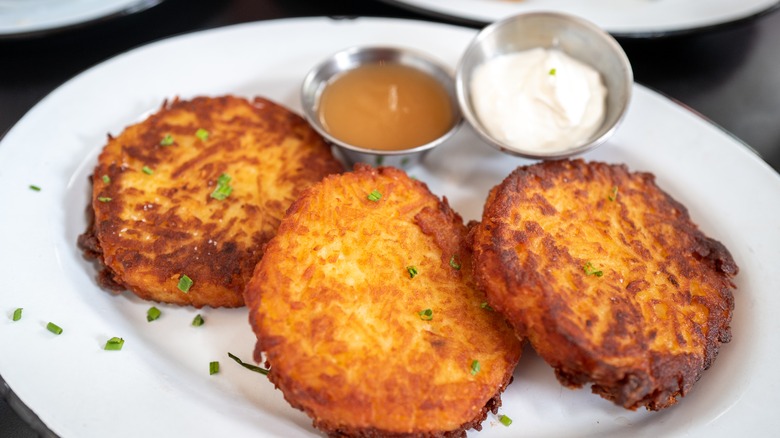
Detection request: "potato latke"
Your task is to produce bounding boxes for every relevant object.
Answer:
[245,165,522,436]
[78,95,343,308]
[472,159,737,410]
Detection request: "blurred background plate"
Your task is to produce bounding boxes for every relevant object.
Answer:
[377,0,780,37]
[0,0,163,38]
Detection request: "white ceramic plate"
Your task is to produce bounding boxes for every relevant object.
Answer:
[0,0,162,37]
[0,17,778,438]
[380,0,780,37]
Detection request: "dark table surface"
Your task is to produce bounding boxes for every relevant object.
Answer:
[2,0,779,436]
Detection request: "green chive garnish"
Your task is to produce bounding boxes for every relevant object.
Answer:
[12,308,22,321]
[147,306,161,322]
[192,314,205,327]
[209,361,220,375]
[98,197,112,203]
[228,352,269,375]
[210,173,233,200]
[406,265,418,278]
[177,274,193,292]
[29,185,41,191]
[449,255,461,270]
[104,337,124,351]
[160,134,174,146]
[583,262,603,277]
[608,186,619,201]
[46,322,63,335]
[499,414,513,426]
[101,175,111,184]
[470,359,481,375]
[375,156,385,166]
[142,166,154,175]
[418,308,433,321]
[367,189,382,202]
[480,302,494,311]
[549,68,557,76]
[196,128,209,141]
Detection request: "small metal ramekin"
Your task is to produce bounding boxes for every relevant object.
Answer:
[301,46,462,168]
[456,12,633,159]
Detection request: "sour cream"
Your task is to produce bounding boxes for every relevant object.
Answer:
[470,48,607,153]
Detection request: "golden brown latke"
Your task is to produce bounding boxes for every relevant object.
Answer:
[471,159,737,410]
[78,95,343,308]
[245,164,522,437]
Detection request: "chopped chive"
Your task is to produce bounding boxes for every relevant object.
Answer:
[216,173,231,185]
[549,68,557,76]
[46,322,63,335]
[146,306,161,322]
[375,155,384,166]
[367,189,382,202]
[608,185,619,201]
[228,352,269,375]
[209,361,220,375]
[101,175,111,184]
[192,314,205,327]
[12,308,23,321]
[400,157,410,167]
[583,262,604,277]
[29,185,41,191]
[406,265,418,278]
[177,274,193,292]
[98,196,112,203]
[480,302,494,311]
[499,414,513,426]
[210,173,233,200]
[418,308,433,321]
[104,337,124,351]
[160,134,174,146]
[449,255,461,270]
[142,166,154,175]
[196,128,209,141]
[470,359,481,375]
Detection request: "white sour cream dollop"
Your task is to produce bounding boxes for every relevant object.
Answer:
[470,48,607,153]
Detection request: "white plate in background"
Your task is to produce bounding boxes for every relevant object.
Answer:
[379,0,780,37]
[0,0,162,37]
